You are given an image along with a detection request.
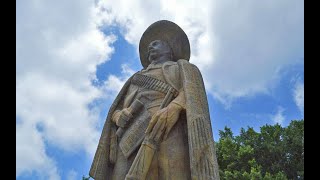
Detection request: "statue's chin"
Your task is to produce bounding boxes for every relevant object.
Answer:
[148,55,158,63]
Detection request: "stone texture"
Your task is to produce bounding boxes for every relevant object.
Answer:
[90,20,220,180]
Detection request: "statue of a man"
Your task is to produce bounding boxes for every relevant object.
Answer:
[90,20,220,180]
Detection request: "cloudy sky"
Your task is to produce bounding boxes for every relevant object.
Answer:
[16,0,304,179]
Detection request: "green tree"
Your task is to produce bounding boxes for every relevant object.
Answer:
[283,120,304,179]
[216,119,304,179]
[256,124,285,175]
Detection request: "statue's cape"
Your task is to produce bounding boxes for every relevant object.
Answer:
[178,59,220,179]
[89,76,132,180]
[89,60,220,180]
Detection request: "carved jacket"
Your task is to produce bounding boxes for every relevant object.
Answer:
[89,59,220,180]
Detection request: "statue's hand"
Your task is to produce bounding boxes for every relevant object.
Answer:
[145,103,183,142]
[112,108,133,128]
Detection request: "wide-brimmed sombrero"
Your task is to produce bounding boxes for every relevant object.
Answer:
[139,20,190,68]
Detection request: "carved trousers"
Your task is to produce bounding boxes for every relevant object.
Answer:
[111,112,191,180]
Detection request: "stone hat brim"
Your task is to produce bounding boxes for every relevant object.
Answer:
[139,20,190,68]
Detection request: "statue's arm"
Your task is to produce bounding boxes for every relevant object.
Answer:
[170,89,186,110]
[145,89,186,140]
[162,61,186,110]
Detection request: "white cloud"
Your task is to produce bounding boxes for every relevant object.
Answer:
[272,107,285,125]
[102,64,135,96]
[16,0,116,178]
[16,122,60,180]
[96,0,304,107]
[66,170,77,180]
[206,0,304,106]
[293,82,304,115]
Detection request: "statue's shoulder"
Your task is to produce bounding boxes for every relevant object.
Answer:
[163,59,197,66]
[163,60,178,66]
[162,59,201,78]
[162,61,179,72]
[163,59,192,68]
[177,59,199,70]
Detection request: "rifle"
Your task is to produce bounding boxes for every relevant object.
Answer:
[116,99,144,138]
[109,98,144,164]
[125,88,176,180]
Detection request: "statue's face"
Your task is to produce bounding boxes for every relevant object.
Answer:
[147,40,171,63]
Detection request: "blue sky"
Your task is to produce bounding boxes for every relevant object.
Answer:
[17,0,303,179]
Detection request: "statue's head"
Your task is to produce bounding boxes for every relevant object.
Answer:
[147,40,173,63]
[139,20,190,68]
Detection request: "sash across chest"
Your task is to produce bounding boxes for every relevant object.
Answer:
[131,73,179,97]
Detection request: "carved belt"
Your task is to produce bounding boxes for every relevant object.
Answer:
[131,73,179,97]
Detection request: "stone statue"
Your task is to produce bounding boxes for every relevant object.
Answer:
[89,20,220,180]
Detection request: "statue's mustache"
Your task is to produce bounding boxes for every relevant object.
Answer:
[148,47,158,53]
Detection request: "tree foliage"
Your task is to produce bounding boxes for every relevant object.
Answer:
[216,120,304,179]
